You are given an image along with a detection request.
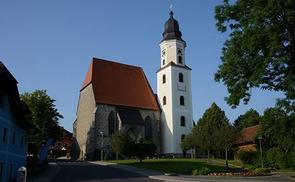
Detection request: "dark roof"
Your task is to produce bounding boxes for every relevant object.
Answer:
[0,61,28,130]
[162,11,184,42]
[81,58,160,111]
[117,107,144,125]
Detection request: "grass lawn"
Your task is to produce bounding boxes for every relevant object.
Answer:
[109,158,240,175]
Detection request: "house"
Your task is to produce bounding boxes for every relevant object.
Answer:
[73,10,194,159]
[50,127,73,159]
[236,125,260,153]
[0,61,28,181]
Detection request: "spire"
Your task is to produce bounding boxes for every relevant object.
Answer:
[162,10,183,42]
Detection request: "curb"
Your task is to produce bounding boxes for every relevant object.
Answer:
[28,162,61,182]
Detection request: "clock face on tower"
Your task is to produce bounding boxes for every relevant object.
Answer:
[162,49,166,57]
[177,49,182,55]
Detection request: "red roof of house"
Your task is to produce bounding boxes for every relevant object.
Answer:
[81,58,160,111]
[238,125,260,144]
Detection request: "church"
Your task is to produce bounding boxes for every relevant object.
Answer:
[73,10,193,160]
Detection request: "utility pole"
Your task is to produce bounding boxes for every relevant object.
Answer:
[258,136,263,168]
[100,131,104,161]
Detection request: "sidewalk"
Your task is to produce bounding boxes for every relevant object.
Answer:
[91,161,294,182]
[28,162,61,182]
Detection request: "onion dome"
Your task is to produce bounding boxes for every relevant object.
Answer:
[162,11,183,41]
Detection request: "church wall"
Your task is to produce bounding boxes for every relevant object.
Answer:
[75,84,96,159]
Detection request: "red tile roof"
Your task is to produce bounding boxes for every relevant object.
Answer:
[237,125,260,144]
[81,58,160,111]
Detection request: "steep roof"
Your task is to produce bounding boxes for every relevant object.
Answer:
[81,58,160,111]
[237,125,260,145]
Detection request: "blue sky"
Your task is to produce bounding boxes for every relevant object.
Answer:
[0,1,283,132]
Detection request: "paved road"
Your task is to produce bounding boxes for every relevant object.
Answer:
[51,161,162,182]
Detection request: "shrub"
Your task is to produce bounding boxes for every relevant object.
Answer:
[252,168,271,176]
[192,167,211,175]
[239,151,258,165]
[265,148,284,169]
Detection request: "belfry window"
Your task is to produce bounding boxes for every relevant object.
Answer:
[180,96,184,106]
[178,56,182,64]
[163,96,166,105]
[163,59,165,65]
[181,134,185,142]
[162,74,166,83]
[179,73,183,82]
[181,116,185,126]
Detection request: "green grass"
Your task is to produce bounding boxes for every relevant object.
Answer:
[109,158,239,175]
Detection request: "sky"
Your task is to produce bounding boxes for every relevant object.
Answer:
[0,1,283,132]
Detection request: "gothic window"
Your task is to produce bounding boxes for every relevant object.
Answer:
[162,74,166,83]
[181,116,185,126]
[145,116,153,140]
[181,134,185,142]
[179,73,183,82]
[180,96,184,106]
[163,59,165,65]
[163,96,166,105]
[178,56,182,64]
[108,111,117,135]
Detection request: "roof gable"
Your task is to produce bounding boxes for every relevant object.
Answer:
[81,58,159,111]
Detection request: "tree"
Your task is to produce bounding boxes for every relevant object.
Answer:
[111,132,126,160]
[21,90,63,149]
[214,0,295,111]
[128,139,156,163]
[260,107,295,153]
[194,103,232,161]
[181,133,195,158]
[234,109,260,129]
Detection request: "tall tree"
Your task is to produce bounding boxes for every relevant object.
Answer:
[21,90,63,149]
[214,0,295,111]
[111,132,126,160]
[234,109,260,129]
[260,107,295,153]
[194,103,231,161]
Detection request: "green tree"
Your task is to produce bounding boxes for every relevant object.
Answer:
[128,139,156,163]
[214,0,295,111]
[21,90,63,149]
[234,109,260,129]
[260,108,295,153]
[194,103,232,161]
[111,132,127,160]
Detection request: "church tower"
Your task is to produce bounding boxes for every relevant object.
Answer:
[157,11,193,155]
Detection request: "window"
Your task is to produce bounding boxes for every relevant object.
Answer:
[181,116,185,126]
[163,59,165,65]
[180,96,185,106]
[163,96,166,105]
[0,162,3,180]
[108,111,117,135]
[12,132,15,145]
[179,73,183,82]
[162,74,166,83]
[3,128,7,144]
[181,134,185,142]
[145,116,153,140]
[0,95,4,110]
[9,164,13,180]
[178,56,182,64]
[20,136,24,148]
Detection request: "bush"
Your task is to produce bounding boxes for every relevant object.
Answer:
[265,148,284,169]
[239,151,258,165]
[252,168,271,176]
[192,167,211,175]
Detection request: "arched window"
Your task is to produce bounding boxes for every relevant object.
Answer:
[145,116,153,140]
[178,56,182,64]
[179,73,183,82]
[180,96,184,106]
[181,116,185,126]
[108,111,117,135]
[181,134,185,142]
[163,96,166,105]
[162,74,166,83]
[163,59,165,65]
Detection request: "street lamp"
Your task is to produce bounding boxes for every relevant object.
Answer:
[100,131,104,161]
[258,136,263,168]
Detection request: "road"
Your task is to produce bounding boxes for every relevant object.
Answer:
[51,161,162,182]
